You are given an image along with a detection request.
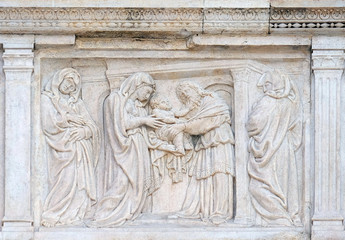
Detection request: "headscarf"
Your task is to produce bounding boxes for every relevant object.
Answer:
[257,70,298,102]
[43,68,82,115]
[119,72,156,106]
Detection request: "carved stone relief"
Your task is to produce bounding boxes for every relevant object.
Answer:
[173,81,235,225]
[0,2,343,239]
[39,57,307,231]
[247,70,302,226]
[41,68,101,227]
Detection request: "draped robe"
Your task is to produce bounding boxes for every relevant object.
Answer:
[41,92,100,226]
[178,95,235,224]
[92,91,155,227]
[247,93,302,226]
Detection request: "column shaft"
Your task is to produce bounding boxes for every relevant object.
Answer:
[1,37,34,237]
[312,39,345,232]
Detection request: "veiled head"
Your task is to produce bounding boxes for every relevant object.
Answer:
[46,68,82,103]
[257,70,292,99]
[120,72,155,95]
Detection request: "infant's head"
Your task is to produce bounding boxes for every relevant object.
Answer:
[150,94,172,111]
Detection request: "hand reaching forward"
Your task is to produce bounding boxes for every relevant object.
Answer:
[144,116,165,129]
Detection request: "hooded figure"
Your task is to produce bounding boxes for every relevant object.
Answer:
[247,70,302,226]
[91,72,160,227]
[41,68,100,227]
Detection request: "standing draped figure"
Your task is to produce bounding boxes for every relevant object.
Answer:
[167,81,235,225]
[91,72,163,227]
[41,68,100,227]
[247,70,302,226]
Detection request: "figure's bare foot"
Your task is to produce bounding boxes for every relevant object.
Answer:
[41,220,55,228]
[210,216,226,225]
[292,217,303,227]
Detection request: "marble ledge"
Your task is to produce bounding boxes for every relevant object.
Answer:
[76,38,188,50]
[187,35,312,48]
[35,35,75,46]
[0,34,314,50]
[33,226,307,240]
[312,36,345,50]
[76,35,313,51]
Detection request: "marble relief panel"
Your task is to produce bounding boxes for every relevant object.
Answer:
[36,55,310,229]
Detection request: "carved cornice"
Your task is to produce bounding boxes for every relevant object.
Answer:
[0,7,343,34]
[0,7,269,34]
[270,8,345,30]
[0,8,202,34]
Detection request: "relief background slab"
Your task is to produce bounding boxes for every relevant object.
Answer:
[31,42,311,237]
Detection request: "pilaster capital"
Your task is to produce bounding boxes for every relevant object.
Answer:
[1,35,34,77]
[312,51,345,71]
[311,36,345,71]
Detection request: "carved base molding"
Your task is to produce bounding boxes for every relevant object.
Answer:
[34,227,307,240]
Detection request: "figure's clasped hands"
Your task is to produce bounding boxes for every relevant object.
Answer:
[69,128,87,142]
[66,113,86,125]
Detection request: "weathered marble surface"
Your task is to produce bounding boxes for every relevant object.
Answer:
[0,1,345,240]
[30,40,310,239]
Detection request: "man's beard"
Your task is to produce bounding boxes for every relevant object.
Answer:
[185,95,202,109]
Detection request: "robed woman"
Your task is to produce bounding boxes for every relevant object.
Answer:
[41,68,100,227]
[91,72,164,227]
[247,70,302,226]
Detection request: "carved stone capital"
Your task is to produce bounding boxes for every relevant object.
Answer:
[312,52,345,70]
[1,36,34,76]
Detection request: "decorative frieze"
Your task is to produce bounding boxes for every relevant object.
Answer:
[0,7,344,34]
[203,8,269,33]
[0,8,203,33]
[0,7,269,34]
[270,8,345,30]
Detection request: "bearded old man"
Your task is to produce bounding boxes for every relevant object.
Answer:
[247,70,302,226]
[167,81,235,225]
